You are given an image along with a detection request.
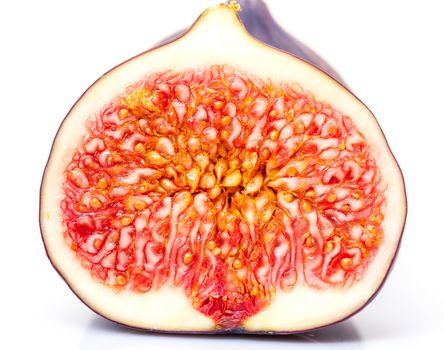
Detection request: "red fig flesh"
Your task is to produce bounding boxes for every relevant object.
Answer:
[40,1,406,333]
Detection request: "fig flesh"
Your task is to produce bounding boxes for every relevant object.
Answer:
[40,2,406,333]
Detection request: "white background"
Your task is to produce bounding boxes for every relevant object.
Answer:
[1,0,443,349]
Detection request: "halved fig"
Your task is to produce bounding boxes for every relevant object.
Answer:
[40,1,406,333]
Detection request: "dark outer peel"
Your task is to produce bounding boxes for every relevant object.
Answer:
[40,1,407,334]
[235,0,344,83]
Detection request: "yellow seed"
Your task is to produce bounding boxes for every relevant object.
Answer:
[340,258,353,270]
[363,238,375,248]
[249,247,260,261]
[188,137,201,153]
[90,197,101,209]
[269,130,279,141]
[244,173,263,194]
[194,153,210,173]
[269,109,279,117]
[283,192,295,202]
[145,150,168,166]
[229,247,239,256]
[141,97,157,112]
[305,236,315,248]
[259,188,277,205]
[183,252,193,264]
[295,122,305,134]
[242,152,258,171]
[212,247,222,256]
[116,275,127,286]
[305,189,316,197]
[208,184,221,199]
[94,239,103,250]
[339,139,346,150]
[160,178,177,191]
[351,191,361,199]
[232,208,242,218]
[134,142,145,153]
[233,258,243,269]
[121,217,132,226]
[222,170,242,187]
[215,159,228,180]
[261,147,271,160]
[327,193,337,203]
[286,166,298,176]
[301,200,313,212]
[329,126,338,135]
[220,129,230,139]
[342,204,350,212]
[207,240,217,250]
[200,173,216,189]
[260,204,276,224]
[186,166,201,192]
[229,157,240,169]
[214,100,225,110]
[136,183,150,194]
[242,161,251,172]
[134,200,146,210]
[324,241,334,253]
[217,212,228,231]
[366,225,377,234]
[250,286,259,296]
[180,191,193,207]
[118,108,129,119]
[96,178,108,189]
[192,298,200,308]
[266,169,280,181]
[177,134,187,149]
[165,165,178,179]
[220,115,232,126]
[176,164,187,175]
[372,215,384,225]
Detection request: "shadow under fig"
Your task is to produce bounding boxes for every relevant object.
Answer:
[78,316,362,350]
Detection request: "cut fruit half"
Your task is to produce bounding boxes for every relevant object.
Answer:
[40,1,406,333]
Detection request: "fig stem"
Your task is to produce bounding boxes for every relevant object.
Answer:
[228,0,241,13]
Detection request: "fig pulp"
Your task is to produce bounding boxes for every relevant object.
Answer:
[40,1,406,333]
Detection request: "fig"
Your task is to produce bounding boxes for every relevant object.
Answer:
[40,1,406,334]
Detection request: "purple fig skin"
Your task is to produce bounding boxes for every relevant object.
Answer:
[235,0,344,83]
[40,1,407,335]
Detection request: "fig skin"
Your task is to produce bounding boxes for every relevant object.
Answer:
[39,1,407,334]
[236,0,344,82]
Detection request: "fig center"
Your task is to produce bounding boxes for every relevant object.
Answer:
[62,65,385,329]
